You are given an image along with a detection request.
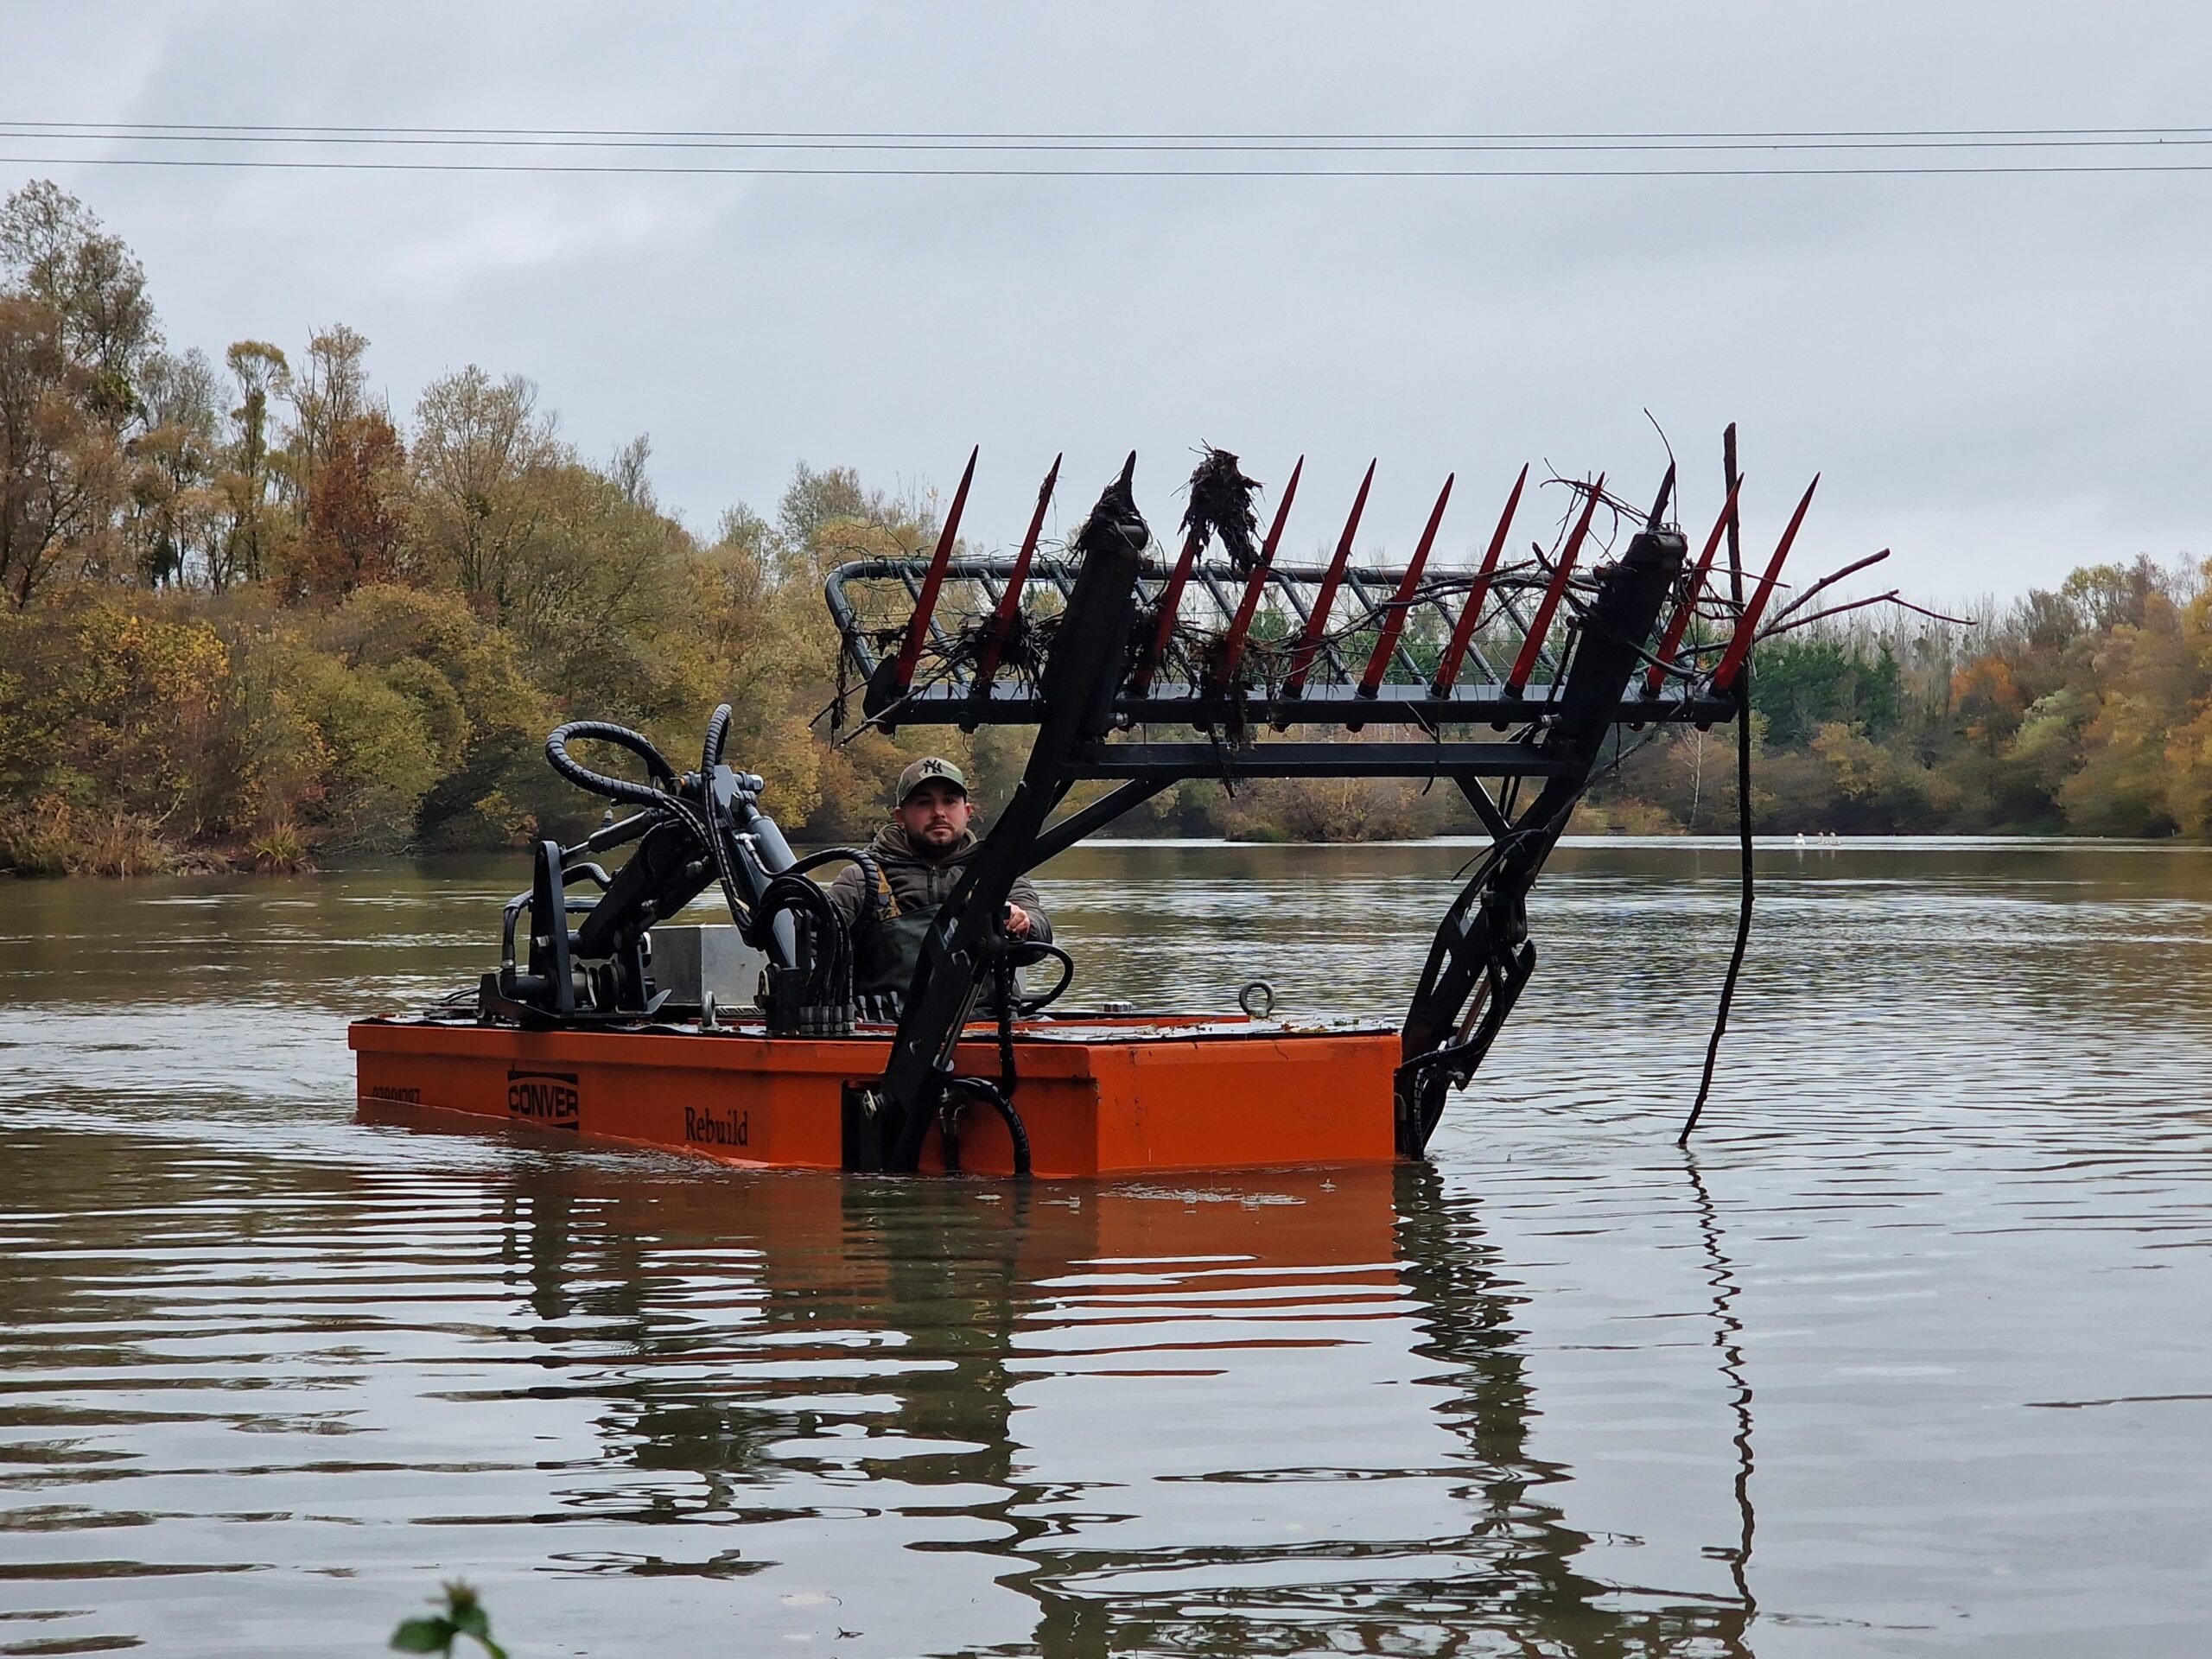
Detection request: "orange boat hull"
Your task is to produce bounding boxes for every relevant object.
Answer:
[351,1015,1401,1179]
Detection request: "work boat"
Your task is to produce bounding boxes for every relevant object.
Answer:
[355,444,1799,1177]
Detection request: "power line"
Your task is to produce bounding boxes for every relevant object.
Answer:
[4,131,2212,155]
[5,154,2212,179]
[8,120,2212,177]
[4,119,2211,143]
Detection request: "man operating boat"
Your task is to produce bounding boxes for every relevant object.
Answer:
[825,756,1053,1020]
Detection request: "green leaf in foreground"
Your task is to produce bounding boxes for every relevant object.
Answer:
[391,1581,508,1657]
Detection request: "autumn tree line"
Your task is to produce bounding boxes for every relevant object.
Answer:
[3,181,2209,876]
[0,181,848,874]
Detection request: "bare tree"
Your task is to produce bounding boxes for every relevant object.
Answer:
[282,323,370,505]
[609,433,653,508]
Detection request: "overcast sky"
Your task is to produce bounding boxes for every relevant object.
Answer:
[11,2,2211,606]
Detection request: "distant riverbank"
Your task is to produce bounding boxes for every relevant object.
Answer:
[10,823,2201,883]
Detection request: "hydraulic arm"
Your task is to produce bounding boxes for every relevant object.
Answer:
[483,707,876,1037]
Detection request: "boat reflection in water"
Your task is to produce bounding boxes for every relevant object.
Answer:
[387,1103,1755,1655]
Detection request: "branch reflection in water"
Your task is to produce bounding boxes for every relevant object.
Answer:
[1682,1150,1758,1644]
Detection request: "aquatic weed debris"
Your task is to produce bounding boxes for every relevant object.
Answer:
[1180,445,1262,574]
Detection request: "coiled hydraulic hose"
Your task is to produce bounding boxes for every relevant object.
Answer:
[750,865,851,1013]
[942,1076,1032,1179]
[546,710,873,990]
[545,721,684,808]
[1003,942,1073,1017]
[936,937,1069,1179]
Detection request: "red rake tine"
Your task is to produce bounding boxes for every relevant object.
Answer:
[1132,523,1204,694]
[1432,464,1527,696]
[1357,474,1454,698]
[1711,474,1818,691]
[1281,460,1375,701]
[1643,474,1744,696]
[888,444,979,695]
[1504,474,1602,698]
[971,454,1060,690]
[1211,456,1304,689]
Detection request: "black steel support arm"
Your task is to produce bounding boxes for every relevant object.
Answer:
[1022,779,1173,873]
[1077,742,1579,780]
[1453,777,1514,841]
[876,467,1152,1171]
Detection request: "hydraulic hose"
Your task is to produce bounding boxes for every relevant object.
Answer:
[697,702,822,942]
[779,848,876,880]
[545,721,683,810]
[1006,943,1074,1016]
[703,776,753,934]
[747,850,891,1020]
[963,940,1060,1180]
[943,1076,1032,1179]
[745,849,881,965]
[537,707,942,1044]
[701,702,732,772]
[756,869,839,935]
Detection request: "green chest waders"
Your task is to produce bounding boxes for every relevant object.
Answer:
[856,904,941,1001]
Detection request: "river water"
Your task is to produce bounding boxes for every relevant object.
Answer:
[3,839,2210,1657]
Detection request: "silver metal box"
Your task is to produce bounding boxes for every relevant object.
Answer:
[646,924,766,1009]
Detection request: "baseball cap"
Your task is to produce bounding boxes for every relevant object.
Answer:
[893,755,968,808]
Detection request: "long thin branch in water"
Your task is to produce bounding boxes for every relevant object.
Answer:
[1681,423,1752,1149]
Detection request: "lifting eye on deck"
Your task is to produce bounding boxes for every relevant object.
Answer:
[372,441,1811,1177]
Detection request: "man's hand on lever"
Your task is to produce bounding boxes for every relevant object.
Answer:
[1002,903,1033,940]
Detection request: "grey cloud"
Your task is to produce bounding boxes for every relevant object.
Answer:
[11,0,2211,601]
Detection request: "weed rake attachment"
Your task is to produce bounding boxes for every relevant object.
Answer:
[826,443,1807,1158]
